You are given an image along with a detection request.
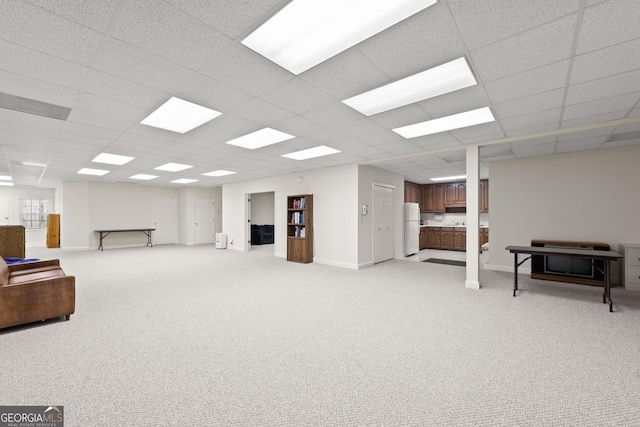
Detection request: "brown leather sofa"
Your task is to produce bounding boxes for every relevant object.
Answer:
[0,258,75,330]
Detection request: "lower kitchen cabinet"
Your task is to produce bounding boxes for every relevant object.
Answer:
[419,227,429,250]
[425,226,489,252]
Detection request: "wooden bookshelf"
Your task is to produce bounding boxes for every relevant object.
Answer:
[287,194,313,263]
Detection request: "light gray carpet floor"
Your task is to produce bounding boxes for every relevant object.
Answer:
[2,244,640,426]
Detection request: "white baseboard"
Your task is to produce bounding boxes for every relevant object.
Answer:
[313,258,359,270]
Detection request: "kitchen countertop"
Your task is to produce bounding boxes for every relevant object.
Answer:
[420,224,489,228]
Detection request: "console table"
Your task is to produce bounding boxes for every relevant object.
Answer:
[506,245,623,312]
[95,228,155,251]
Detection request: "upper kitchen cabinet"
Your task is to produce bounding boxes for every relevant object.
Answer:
[422,183,445,213]
[404,181,422,210]
[480,179,489,213]
[445,182,466,208]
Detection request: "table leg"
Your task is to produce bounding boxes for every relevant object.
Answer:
[513,253,518,297]
[99,232,104,251]
[604,260,613,312]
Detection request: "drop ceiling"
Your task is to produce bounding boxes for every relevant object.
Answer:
[1,0,639,188]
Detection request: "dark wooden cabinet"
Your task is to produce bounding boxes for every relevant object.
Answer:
[287,194,313,263]
[0,225,26,258]
[479,179,489,212]
[445,182,466,207]
[454,227,466,251]
[480,228,489,249]
[427,227,441,249]
[419,227,429,250]
[404,181,422,212]
[440,227,454,250]
[421,183,445,213]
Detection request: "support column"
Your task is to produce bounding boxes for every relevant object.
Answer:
[465,145,480,289]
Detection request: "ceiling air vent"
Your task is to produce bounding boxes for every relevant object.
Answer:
[606,130,640,142]
[0,92,71,121]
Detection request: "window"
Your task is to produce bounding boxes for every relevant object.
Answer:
[21,198,50,229]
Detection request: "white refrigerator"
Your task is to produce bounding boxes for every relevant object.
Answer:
[404,203,420,256]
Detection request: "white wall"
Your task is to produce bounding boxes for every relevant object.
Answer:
[0,186,56,248]
[178,187,222,245]
[57,182,222,249]
[488,145,640,279]
[222,164,359,269]
[357,165,405,268]
[250,192,275,225]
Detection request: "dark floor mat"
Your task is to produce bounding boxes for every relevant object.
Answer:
[423,258,466,267]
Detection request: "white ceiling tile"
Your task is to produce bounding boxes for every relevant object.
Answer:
[229,98,295,126]
[601,138,640,150]
[272,116,326,137]
[563,92,640,121]
[485,60,570,104]
[449,122,505,141]
[557,127,613,142]
[556,135,608,148]
[566,70,640,105]
[0,108,67,131]
[501,109,562,132]
[24,0,120,32]
[74,92,149,122]
[199,43,293,97]
[561,111,627,129]
[83,70,168,109]
[0,39,89,90]
[571,37,640,85]
[505,122,559,137]
[447,0,581,49]
[577,0,640,54]
[493,89,565,120]
[301,102,365,128]
[510,141,557,155]
[174,74,252,113]
[67,109,134,133]
[260,78,335,115]
[112,0,231,71]
[166,0,283,39]
[357,3,467,79]
[0,69,78,107]
[93,37,194,92]
[418,85,491,119]
[555,142,602,153]
[300,49,390,100]
[471,15,577,82]
[369,104,432,129]
[0,1,103,66]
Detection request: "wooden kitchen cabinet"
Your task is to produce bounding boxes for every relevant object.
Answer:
[422,183,445,213]
[480,228,489,249]
[454,227,466,251]
[404,181,422,211]
[445,182,466,207]
[427,227,441,249]
[419,227,429,250]
[480,179,489,212]
[440,227,455,250]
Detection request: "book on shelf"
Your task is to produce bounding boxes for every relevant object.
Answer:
[292,197,306,209]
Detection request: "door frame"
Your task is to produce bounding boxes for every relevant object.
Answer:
[153,196,177,245]
[194,197,214,245]
[372,182,395,264]
[244,189,277,253]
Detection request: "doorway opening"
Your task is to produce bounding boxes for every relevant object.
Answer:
[245,191,275,253]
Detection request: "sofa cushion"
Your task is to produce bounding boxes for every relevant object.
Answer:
[8,268,66,285]
[8,265,62,277]
[0,257,9,286]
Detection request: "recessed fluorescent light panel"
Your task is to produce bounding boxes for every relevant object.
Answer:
[242,0,438,75]
[0,182,14,187]
[22,162,47,167]
[77,168,109,176]
[92,152,135,166]
[343,57,477,116]
[154,163,193,172]
[393,107,495,139]
[171,178,198,184]
[431,175,466,182]
[0,175,11,180]
[225,128,295,150]
[202,170,236,177]
[282,145,341,160]
[129,174,158,180]
[140,97,222,133]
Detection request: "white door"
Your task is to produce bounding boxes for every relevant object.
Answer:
[195,198,214,245]
[153,196,176,245]
[0,196,9,225]
[382,187,394,260]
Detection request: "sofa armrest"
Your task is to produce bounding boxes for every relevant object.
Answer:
[8,259,60,273]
